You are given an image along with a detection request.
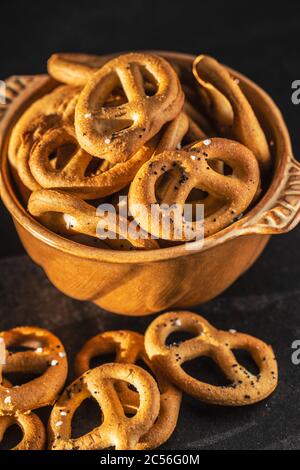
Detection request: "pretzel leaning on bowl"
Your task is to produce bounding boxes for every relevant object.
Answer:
[74,330,182,450]
[48,363,160,450]
[27,189,159,250]
[145,311,278,406]
[192,54,270,173]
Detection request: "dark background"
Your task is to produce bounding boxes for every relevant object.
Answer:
[0,0,300,450]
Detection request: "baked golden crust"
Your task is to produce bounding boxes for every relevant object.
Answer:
[0,412,46,450]
[48,52,107,86]
[193,55,270,172]
[129,138,260,240]
[145,311,278,406]
[26,113,189,201]
[9,85,80,195]
[0,327,68,415]
[75,53,184,163]
[28,189,159,250]
[48,363,160,450]
[74,330,182,450]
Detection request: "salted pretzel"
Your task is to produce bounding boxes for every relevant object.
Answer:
[0,412,46,450]
[27,113,189,201]
[48,363,160,450]
[75,52,184,163]
[74,330,182,450]
[192,55,270,172]
[28,127,157,199]
[155,110,223,206]
[48,52,107,86]
[9,85,80,168]
[0,377,46,450]
[129,138,260,240]
[28,189,159,250]
[9,85,80,193]
[0,327,68,415]
[145,311,278,406]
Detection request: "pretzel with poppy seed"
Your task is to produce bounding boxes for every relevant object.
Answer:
[48,363,160,450]
[74,330,182,450]
[144,311,278,406]
[129,138,260,240]
[27,112,190,201]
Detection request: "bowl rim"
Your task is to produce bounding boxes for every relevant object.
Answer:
[0,51,293,264]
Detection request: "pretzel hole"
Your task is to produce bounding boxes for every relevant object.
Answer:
[89,353,116,369]
[232,349,260,376]
[155,170,180,203]
[71,397,103,439]
[186,188,208,202]
[0,422,23,450]
[4,370,47,387]
[99,118,134,135]
[140,68,158,96]
[166,330,198,347]
[103,88,128,108]
[223,163,233,175]
[84,157,107,177]
[50,143,78,170]
[6,343,39,353]
[182,356,232,387]
[207,159,227,175]
[185,188,207,222]
[115,379,139,417]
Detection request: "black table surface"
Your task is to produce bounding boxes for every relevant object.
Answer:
[0,0,299,451]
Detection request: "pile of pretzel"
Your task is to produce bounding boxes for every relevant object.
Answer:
[8,52,272,249]
[0,311,278,450]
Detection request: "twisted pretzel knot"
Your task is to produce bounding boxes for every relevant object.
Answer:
[0,412,46,450]
[129,138,260,240]
[0,378,45,450]
[192,55,270,172]
[27,112,189,201]
[74,330,182,450]
[48,363,160,450]
[75,53,184,163]
[28,189,159,250]
[145,311,278,406]
[0,327,68,415]
[10,86,80,193]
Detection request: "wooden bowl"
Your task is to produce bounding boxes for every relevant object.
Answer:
[1,52,300,316]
